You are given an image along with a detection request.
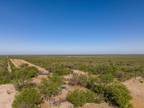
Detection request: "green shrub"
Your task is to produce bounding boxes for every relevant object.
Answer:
[78,75,89,87]
[104,82,132,108]
[114,71,133,81]
[99,73,114,84]
[14,81,36,91]
[54,67,71,75]
[67,89,96,107]
[12,66,38,82]
[49,64,71,76]
[86,75,99,89]
[93,84,105,94]
[69,73,88,87]
[86,76,106,103]
[12,66,38,90]
[13,88,41,108]
[78,64,96,74]
[0,59,12,84]
[39,75,63,98]
[0,70,11,84]
[96,64,117,75]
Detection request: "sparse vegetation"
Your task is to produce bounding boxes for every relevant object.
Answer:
[0,55,144,108]
[49,64,72,75]
[18,55,144,81]
[69,73,88,87]
[0,57,11,84]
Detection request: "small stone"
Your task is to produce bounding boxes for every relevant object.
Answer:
[59,101,74,108]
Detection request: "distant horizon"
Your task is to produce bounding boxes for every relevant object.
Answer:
[0,52,144,56]
[0,50,144,55]
[0,51,144,55]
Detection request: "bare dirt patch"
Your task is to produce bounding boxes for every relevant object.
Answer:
[123,77,144,108]
[41,101,74,108]
[81,103,115,108]
[0,84,16,108]
[73,70,88,76]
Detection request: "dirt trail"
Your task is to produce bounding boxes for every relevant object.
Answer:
[10,59,49,84]
[123,77,144,108]
[73,70,88,76]
[7,61,12,73]
[10,59,49,74]
[0,84,16,108]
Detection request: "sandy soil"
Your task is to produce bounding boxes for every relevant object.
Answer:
[73,70,88,76]
[81,103,115,108]
[10,59,49,74]
[41,101,74,108]
[32,75,48,85]
[123,77,144,108]
[0,84,16,108]
[7,62,12,73]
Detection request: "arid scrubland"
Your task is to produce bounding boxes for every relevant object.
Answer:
[0,55,144,108]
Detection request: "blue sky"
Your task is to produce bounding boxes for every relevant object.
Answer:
[0,0,144,54]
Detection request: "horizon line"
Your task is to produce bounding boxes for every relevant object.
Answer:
[0,53,144,56]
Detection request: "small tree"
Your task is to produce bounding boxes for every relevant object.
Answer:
[13,88,41,108]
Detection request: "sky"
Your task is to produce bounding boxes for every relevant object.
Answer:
[0,0,144,54]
